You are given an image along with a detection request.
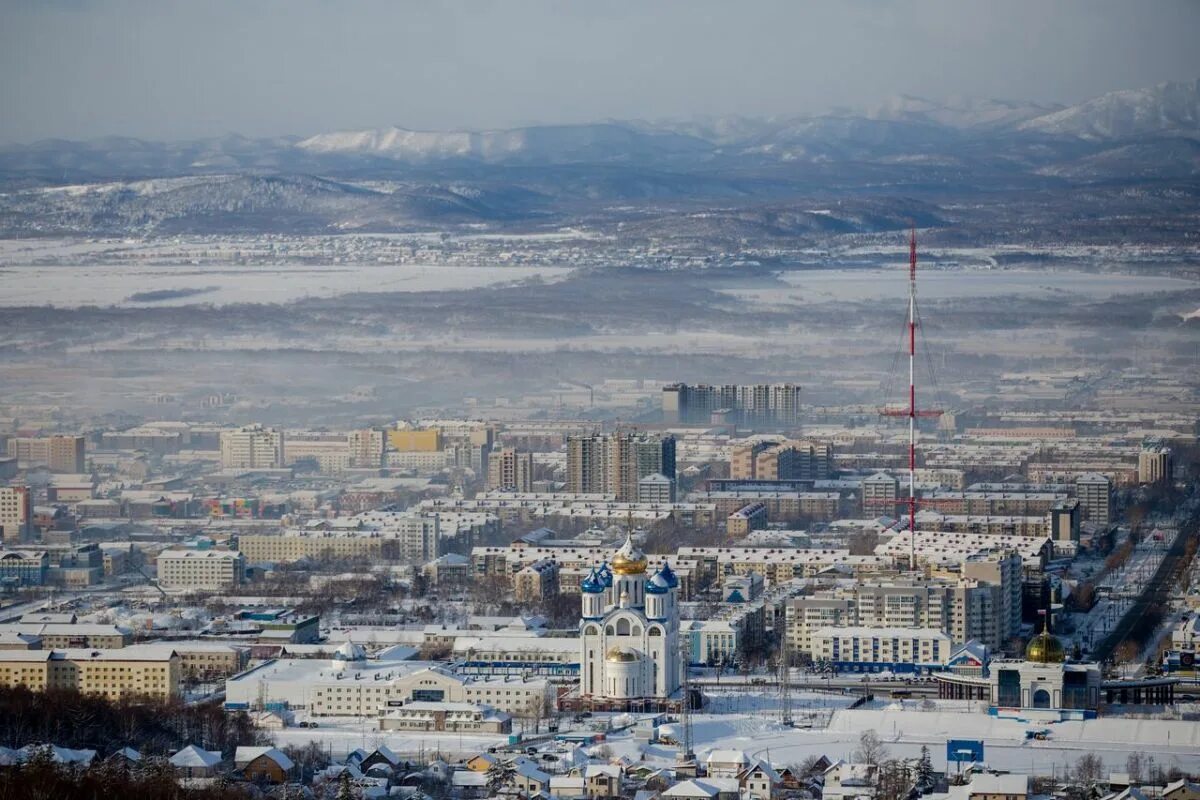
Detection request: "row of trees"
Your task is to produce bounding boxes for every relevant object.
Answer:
[0,686,265,758]
[0,751,251,800]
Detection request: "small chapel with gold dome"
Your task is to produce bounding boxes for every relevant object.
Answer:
[578,531,684,705]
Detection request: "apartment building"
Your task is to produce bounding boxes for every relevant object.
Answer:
[6,435,85,473]
[513,558,560,602]
[0,622,130,649]
[1075,473,1112,527]
[487,447,534,492]
[662,383,802,427]
[785,573,1016,661]
[0,549,47,586]
[0,645,180,700]
[238,513,439,564]
[170,643,250,681]
[1138,446,1173,484]
[690,490,841,522]
[387,428,441,452]
[731,439,833,481]
[811,626,952,672]
[156,549,245,590]
[0,487,31,545]
[637,473,676,504]
[282,432,352,473]
[862,473,900,514]
[347,428,386,468]
[423,494,716,532]
[219,425,283,469]
[567,432,675,501]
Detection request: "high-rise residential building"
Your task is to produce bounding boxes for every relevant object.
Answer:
[1075,473,1111,527]
[862,472,900,515]
[1050,499,1081,542]
[730,441,774,479]
[785,556,1021,659]
[1137,446,1172,485]
[487,447,534,492]
[347,428,385,468]
[6,435,86,473]
[219,425,283,470]
[567,434,607,495]
[662,383,802,428]
[566,432,676,501]
[0,487,31,545]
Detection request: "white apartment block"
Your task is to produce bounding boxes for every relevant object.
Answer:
[811,626,952,671]
[157,549,244,590]
[283,433,352,473]
[219,425,283,469]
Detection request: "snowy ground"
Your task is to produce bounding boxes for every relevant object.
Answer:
[271,717,510,762]
[0,262,569,308]
[263,691,1200,777]
[724,268,1199,307]
[599,703,1200,776]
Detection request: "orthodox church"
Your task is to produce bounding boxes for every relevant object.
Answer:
[579,532,683,705]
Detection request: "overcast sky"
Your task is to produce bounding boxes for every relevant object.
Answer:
[2,0,1199,143]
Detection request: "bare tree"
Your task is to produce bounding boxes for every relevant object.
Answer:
[1125,753,1143,785]
[854,729,889,766]
[1074,753,1104,786]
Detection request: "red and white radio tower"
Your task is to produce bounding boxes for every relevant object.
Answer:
[881,227,942,568]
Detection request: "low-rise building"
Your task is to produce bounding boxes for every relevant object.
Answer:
[378,701,511,733]
[0,645,180,700]
[156,549,244,590]
[810,626,952,673]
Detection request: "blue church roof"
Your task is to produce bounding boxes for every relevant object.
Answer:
[645,571,670,594]
[581,566,605,594]
[657,561,678,588]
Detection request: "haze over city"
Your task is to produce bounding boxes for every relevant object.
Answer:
[0,3,1199,800]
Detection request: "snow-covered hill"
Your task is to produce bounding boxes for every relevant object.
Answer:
[296,123,710,164]
[1019,79,1200,140]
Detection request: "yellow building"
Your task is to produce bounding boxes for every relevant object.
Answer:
[172,643,249,681]
[0,645,180,701]
[388,429,441,452]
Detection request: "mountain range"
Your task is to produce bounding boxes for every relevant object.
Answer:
[0,78,1196,238]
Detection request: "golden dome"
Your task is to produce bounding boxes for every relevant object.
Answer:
[611,531,648,575]
[1025,629,1066,664]
[606,646,639,663]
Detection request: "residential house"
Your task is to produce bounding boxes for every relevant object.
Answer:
[586,763,623,798]
[235,746,294,784]
[823,761,879,800]
[169,745,224,779]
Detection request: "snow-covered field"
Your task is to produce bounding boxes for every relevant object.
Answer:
[0,262,568,308]
[665,705,1200,774]
[261,691,1200,776]
[726,268,1199,307]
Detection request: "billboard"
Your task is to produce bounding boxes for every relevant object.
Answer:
[946,739,984,763]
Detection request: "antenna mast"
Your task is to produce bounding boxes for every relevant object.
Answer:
[779,654,793,727]
[678,637,695,768]
[881,227,941,569]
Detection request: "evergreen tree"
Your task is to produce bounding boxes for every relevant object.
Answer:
[916,745,935,793]
[336,769,355,800]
